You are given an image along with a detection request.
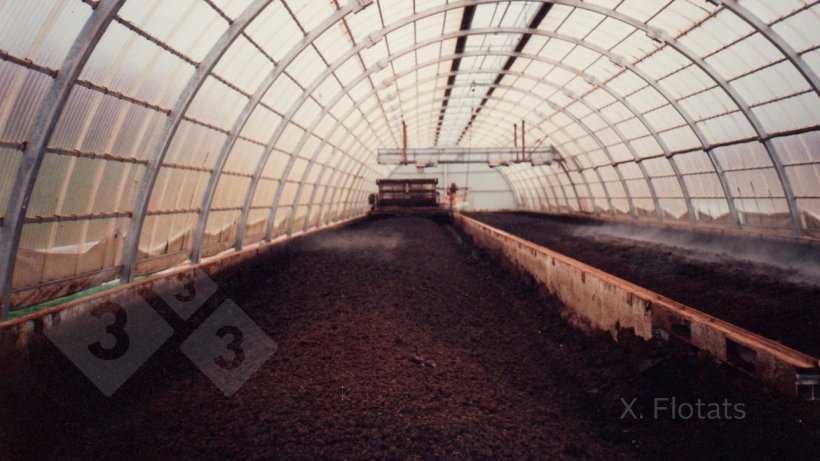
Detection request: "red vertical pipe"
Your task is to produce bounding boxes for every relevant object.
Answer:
[402,120,408,165]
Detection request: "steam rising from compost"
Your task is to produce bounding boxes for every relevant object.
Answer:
[299,229,404,261]
[568,223,820,286]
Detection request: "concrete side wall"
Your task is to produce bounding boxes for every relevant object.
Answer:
[455,213,820,399]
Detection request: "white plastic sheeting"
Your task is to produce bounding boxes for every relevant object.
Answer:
[0,0,817,315]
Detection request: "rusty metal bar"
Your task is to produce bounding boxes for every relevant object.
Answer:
[23,211,132,224]
[0,140,27,151]
[145,208,201,217]
[74,79,172,115]
[0,48,58,77]
[46,147,149,165]
[113,16,199,67]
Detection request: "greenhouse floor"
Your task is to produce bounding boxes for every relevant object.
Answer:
[469,212,820,358]
[1,216,818,459]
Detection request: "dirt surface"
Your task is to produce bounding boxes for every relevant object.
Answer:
[1,216,818,460]
[468,212,820,358]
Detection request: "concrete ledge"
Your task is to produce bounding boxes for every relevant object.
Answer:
[455,212,820,399]
[0,215,368,357]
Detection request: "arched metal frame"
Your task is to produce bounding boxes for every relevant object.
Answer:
[0,0,817,318]
[118,0,273,283]
[243,0,814,244]
[256,26,736,237]
[282,67,620,232]
[0,0,128,319]
[265,56,650,236]
[240,7,810,248]
[214,1,816,258]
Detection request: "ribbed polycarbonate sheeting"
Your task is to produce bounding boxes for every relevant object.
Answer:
[0,0,818,315]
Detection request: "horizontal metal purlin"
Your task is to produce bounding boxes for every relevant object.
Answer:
[160,162,213,173]
[211,73,252,99]
[114,16,199,67]
[242,32,277,66]
[545,128,820,172]
[202,0,233,24]
[74,79,172,115]
[542,121,817,162]
[221,171,254,178]
[9,265,122,296]
[257,101,286,117]
[46,147,149,164]
[0,140,26,150]
[209,206,245,212]
[237,135,267,147]
[748,88,814,108]
[0,48,58,77]
[181,116,232,135]
[145,208,201,217]
[24,211,132,224]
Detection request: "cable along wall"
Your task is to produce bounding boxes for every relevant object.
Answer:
[0,0,817,317]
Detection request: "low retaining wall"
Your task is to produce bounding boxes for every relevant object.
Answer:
[455,213,819,399]
[0,216,368,357]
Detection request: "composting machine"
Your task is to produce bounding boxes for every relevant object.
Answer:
[369,179,447,216]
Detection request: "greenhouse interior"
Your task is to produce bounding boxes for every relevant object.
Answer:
[0,0,818,459]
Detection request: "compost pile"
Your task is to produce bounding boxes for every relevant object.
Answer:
[0,217,817,459]
[470,211,820,358]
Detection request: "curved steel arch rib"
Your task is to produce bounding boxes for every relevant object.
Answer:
[0,0,127,320]
[119,0,273,283]
[195,0,813,259]
[716,0,819,94]
[265,59,625,234]
[281,65,631,234]
[367,63,692,220]
[188,2,377,262]
[272,38,732,233]
[232,21,759,248]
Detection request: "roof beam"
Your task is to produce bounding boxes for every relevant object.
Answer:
[433,4,477,146]
[455,2,553,145]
